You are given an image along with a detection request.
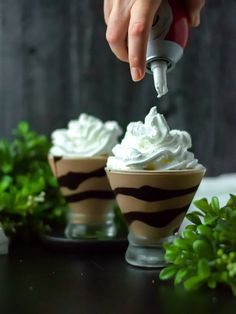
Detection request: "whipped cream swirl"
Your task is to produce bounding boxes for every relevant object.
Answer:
[107,107,203,171]
[50,113,122,157]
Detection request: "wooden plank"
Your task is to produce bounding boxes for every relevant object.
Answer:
[0,0,235,175]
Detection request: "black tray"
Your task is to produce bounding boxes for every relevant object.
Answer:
[41,229,128,253]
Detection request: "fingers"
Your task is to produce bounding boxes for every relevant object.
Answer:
[105,0,161,80]
[128,0,161,81]
[105,0,131,62]
[184,0,205,27]
[103,0,113,25]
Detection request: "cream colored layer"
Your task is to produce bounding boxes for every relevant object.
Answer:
[61,176,111,196]
[68,199,114,224]
[48,156,107,177]
[106,170,204,190]
[116,192,195,214]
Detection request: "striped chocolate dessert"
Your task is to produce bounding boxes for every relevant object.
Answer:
[106,169,205,244]
[48,156,114,224]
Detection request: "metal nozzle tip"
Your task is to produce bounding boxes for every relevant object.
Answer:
[151,60,168,98]
[156,85,168,98]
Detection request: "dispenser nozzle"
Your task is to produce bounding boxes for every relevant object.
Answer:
[151,60,168,98]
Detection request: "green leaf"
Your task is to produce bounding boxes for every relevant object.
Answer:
[194,198,211,213]
[197,258,210,279]
[164,251,179,262]
[208,278,216,289]
[196,225,212,240]
[174,255,185,265]
[0,176,13,192]
[193,239,213,258]
[17,121,29,134]
[0,192,13,210]
[204,215,218,226]
[227,194,236,208]
[182,229,198,242]
[173,238,191,250]
[184,276,203,290]
[211,196,220,211]
[185,224,197,232]
[174,268,189,286]
[159,265,178,280]
[186,212,202,225]
[2,163,13,173]
[164,245,179,258]
[224,207,233,220]
[220,271,228,282]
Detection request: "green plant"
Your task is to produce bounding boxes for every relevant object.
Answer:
[0,122,68,236]
[159,194,236,296]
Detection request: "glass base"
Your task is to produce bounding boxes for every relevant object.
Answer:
[125,243,166,268]
[64,222,117,239]
[125,233,177,268]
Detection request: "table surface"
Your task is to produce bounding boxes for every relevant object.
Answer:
[0,238,236,314]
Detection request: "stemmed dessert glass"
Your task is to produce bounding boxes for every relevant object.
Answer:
[106,168,205,267]
[49,155,117,239]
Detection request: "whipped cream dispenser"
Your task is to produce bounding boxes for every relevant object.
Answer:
[146,0,189,97]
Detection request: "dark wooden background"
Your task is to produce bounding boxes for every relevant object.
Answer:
[0,0,235,176]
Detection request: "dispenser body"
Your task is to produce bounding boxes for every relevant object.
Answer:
[146,0,189,73]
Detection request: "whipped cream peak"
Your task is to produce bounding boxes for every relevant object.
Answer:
[107,106,203,171]
[50,113,122,157]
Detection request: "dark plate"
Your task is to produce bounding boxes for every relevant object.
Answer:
[40,229,128,253]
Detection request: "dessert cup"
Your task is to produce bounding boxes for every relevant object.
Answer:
[106,168,205,267]
[48,156,116,239]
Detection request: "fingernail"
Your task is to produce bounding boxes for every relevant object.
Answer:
[191,14,200,27]
[131,67,142,81]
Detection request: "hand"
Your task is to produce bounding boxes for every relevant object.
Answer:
[104,0,205,82]
[185,0,205,27]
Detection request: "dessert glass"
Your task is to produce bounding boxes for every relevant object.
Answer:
[106,168,205,267]
[49,155,116,239]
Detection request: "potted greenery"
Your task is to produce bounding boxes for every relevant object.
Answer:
[0,122,67,240]
[160,195,236,296]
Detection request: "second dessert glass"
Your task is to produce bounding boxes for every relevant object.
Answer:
[48,113,122,239]
[106,168,205,267]
[49,155,116,239]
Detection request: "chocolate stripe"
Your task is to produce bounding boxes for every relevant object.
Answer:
[114,185,198,202]
[53,156,63,162]
[124,205,189,228]
[58,167,106,189]
[65,190,114,202]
